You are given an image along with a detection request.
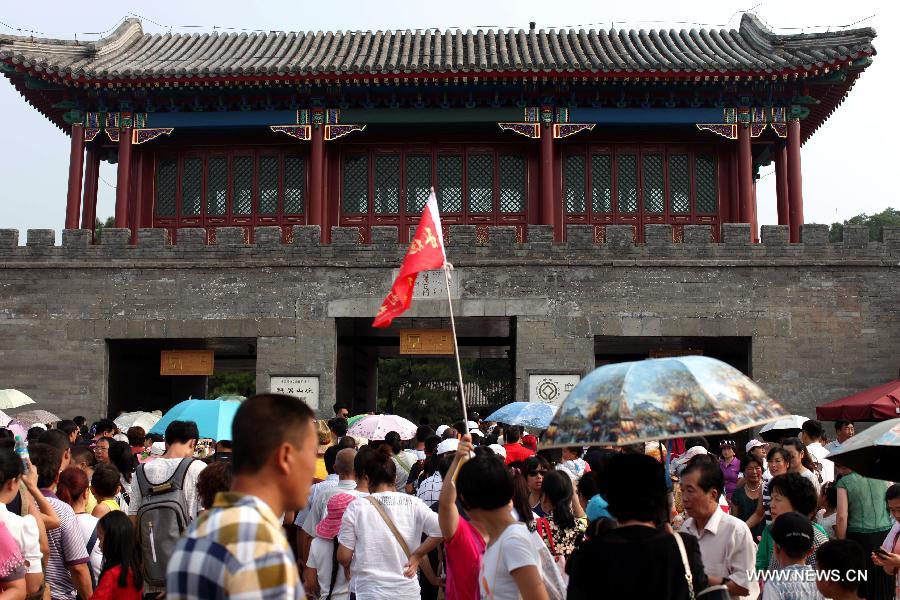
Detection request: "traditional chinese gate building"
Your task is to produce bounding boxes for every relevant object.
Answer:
[1,14,875,245]
[1,15,896,421]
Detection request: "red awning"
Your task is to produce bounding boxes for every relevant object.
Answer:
[816,379,900,422]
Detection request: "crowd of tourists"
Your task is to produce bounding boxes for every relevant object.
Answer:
[0,401,895,600]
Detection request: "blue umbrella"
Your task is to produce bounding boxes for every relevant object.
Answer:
[486,402,558,429]
[149,399,242,441]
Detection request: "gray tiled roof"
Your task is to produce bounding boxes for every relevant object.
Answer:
[0,14,876,81]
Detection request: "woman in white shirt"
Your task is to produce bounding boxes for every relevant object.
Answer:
[455,450,548,600]
[782,437,822,494]
[0,447,45,597]
[56,467,103,582]
[337,445,442,600]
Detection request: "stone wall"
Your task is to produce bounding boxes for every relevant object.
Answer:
[0,223,898,420]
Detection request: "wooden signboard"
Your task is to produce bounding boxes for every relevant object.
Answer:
[399,329,455,355]
[160,350,214,376]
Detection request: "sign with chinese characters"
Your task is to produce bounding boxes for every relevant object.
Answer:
[270,376,320,410]
[391,269,460,299]
[399,329,455,355]
[160,350,214,376]
[528,374,581,407]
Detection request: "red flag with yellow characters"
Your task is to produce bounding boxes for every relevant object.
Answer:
[372,189,446,328]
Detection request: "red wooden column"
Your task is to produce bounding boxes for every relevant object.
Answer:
[81,148,100,238]
[539,122,556,238]
[737,122,754,234]
[773,141,790,230]
[65,124,85,229]
[114,127,133,228]
[787,119,804,243]
[310,120,325,241]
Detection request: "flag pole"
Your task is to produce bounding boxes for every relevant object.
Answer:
[442,263,469,433]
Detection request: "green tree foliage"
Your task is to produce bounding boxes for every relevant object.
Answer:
[377,357,512,424]
[94,216,115,241]
[829,207,900,242]
[208,371,256,399]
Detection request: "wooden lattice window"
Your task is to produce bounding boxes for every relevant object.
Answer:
[154,151,308,226]
[498,155,526,213]
[155,159,177,216]
[406,154,431,213]
[642,154,664,214]
[206,157,227,216]
[467,154,494,213]
[283,156,306,214]
[591,155,612,213]
[564,155,586,214]
[233,157,253,215]
[668,154,690,214]
[342,155,369,214]
[437,155,463,213]
[374,155,400,213]
[696,154,718,214]
[258,156,279,215]
[617,154,638,213]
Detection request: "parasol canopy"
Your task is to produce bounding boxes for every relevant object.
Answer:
[346,414,368,427]
[816,380,900,422]
[542,356,786,448]
[0,390,35,410]
[13,409,61,428]
[114,411,161,433]
[347,414,417,441]
[827,418,900,481]
[758,415,809,442]
[486,402,558,430]
[149,399,241,441]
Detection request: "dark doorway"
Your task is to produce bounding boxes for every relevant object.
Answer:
[106,338,257,417]
[336,317,514,421]
[594,336,752,375]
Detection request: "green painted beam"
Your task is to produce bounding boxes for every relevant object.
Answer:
[338,107,526,124]
[24,74,63,91]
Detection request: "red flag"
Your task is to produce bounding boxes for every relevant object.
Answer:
[372,190,446,328]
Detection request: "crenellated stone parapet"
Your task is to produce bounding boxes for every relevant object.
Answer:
[0,224,896,266]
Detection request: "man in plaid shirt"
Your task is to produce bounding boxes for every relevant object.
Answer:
[167,394,318,599]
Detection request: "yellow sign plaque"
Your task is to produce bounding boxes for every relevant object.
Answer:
[399,329,455,355]
[160,350,215,376]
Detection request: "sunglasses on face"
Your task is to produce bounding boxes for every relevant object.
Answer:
[527,469,547,477]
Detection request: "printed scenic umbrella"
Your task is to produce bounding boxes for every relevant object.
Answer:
[827,417,900,481]
[0,390,35,410]
[347,414,418,441]
[13,409,61,427]
[149,399,241,441]
[486,402,558,430]
[541,356,788,448]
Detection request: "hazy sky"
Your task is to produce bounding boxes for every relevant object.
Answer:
[0,0,895,234]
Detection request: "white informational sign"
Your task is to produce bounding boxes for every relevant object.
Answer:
[391,269,460,299]
[270,376,319,410]
[528,374,581,407]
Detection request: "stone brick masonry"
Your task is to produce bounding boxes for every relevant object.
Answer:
[0,223,898,420]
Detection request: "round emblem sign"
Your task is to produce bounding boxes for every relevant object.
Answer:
[536,379,560,403]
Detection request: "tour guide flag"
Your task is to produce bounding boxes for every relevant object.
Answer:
[372,189,446,328]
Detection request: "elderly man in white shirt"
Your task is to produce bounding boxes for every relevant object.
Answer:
[800,419,835,484]
[680,459,759,599]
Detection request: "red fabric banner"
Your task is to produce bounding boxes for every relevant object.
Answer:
[372,190,446,328]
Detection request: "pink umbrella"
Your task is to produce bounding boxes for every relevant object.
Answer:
[5,420,27,440]
[347,414,418,441]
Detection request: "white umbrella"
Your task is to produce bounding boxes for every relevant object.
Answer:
[0,390,35,410]
[114,411,161,432]
[0,410,11,427]
[758,415,809,442]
